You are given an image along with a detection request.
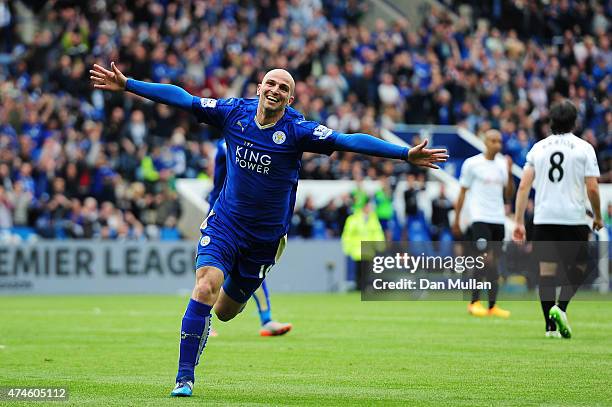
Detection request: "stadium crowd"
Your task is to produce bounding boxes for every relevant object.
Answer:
[0,0,609,241]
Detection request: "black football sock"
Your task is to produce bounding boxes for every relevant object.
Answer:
[487,264,499,309]
[471,268,483,303]
[558,264,586,312]
[539,275,556,331]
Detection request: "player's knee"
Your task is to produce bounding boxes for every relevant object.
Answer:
[539,262,557,277]
[195,280,216,299]
[193,268,222,301]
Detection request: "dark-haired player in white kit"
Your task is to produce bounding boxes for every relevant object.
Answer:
[454,129,513,318]
[513,100,603,338]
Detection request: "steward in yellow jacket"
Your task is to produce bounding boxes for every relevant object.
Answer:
[341,202,385,289]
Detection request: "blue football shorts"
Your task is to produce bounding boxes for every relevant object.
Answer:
[195,210,287,304]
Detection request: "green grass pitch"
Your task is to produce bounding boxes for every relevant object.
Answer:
[1,294,611,406]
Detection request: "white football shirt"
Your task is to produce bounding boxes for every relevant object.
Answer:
[524,133,600,225]
[459,153,508,225]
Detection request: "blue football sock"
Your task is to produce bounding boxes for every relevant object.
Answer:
[252,281,272,325]
[176,298,212,382]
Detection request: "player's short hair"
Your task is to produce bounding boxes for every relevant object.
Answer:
[484,129,501,140]
[549,100,577,134]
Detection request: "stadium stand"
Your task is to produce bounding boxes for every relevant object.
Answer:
[0,0,609,241]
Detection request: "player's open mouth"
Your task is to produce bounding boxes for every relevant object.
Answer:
[266,96,279,103]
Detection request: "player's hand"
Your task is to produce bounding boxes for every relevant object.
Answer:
[512,223,526,243]
[407,139,448,169]
[593,217,604,231]
[90,62,127,92]
[451,221,462,238]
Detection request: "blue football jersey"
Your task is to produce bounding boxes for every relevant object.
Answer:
[192,97,338,242]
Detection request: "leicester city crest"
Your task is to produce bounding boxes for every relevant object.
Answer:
[272,131,286,144]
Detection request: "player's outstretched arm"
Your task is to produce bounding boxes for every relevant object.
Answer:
[504,156,515,199]
[90,62,193,110]
[452,187,467,237]
[586,177,603,231]
[333,134,448,169]
[512,165,535,242]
